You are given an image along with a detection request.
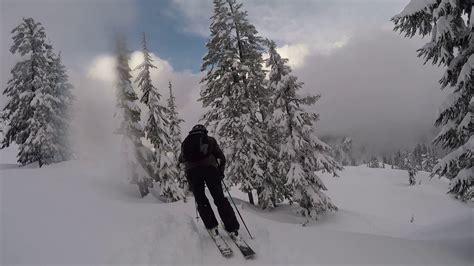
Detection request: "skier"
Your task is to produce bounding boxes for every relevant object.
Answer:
[179,124,240,237]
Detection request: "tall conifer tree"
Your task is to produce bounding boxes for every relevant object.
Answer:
[1,18,73,167]
[166,81,186,189]
[47,52,74,162]
[135,33,183,201]
[200,0,273,205]
[115,36,152,197]
[266,40,341,219]
[393,0,473,201]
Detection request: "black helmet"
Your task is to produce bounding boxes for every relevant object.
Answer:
[190,124,208,134]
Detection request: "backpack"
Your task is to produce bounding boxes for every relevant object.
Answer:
[182,131,211,162]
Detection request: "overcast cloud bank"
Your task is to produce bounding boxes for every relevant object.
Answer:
[1,0,446,162]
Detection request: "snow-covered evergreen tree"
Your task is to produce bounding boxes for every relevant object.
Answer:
[324,136,356,166]
[265,40,298,206]
[382,156,389,167]
[266,40,341,219]
[392,150,402,169]
[134,33,183,202]
[367,157,381,168]
[413,144,423,170]
[420,146,435,172]
[135,33,156,107]
[48,52,74,162]
[22,51,74,167]
[393,1,473,200]
[1,18,49,153]
[428,147,440,171]
[390,145,439,172]
[114,36,152,197]
[407,152,418,186]
[1,18,73,167]
[200,0,272,205]
[408,168,417,185]
[115,37,143,144]
[166,81,186,190]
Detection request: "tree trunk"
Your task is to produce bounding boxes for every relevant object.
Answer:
[247,191,254,205]
[227,0,249,98]
[256,187,263,206]
[227,0,245,62]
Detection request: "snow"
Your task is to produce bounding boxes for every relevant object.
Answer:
[436,90,462,117]
[2,161,473,265]
[434,135,473,172]
[458,111,472,131]
[394,0,437,18]
[455,167,473,182]
[126,100,141,113]
[436,15,455,41]
[457,54,474,86]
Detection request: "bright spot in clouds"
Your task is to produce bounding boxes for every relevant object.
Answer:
[87,51,176,85]
[276,43,310,69]
[87,55,117,83]
[276,37,348,69]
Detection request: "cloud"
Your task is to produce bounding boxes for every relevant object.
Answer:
[171,0,408,55]
[87,56,117,83]
[169,0,211,36]
[276,43,311,69]
[1,0,138,53]
[293,29,444,154]
[171,0,445,155]
[0,0,447,162]
[77,50,202,159]
[1,0,139,88]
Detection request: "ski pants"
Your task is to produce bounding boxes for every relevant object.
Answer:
[187,165,240,232]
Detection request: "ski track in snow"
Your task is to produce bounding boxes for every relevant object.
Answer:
[1,160,473,265]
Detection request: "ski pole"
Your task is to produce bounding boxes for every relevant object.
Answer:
[221,180,254,239]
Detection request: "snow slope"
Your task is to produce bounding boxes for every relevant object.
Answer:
[1,160,473,265]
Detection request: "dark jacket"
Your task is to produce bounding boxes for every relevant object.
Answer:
[178,136,226,174]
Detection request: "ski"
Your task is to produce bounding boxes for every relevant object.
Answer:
[226,232,256,259]
[207,229,233,258]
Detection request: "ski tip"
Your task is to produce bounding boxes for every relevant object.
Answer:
[244,253,256,259]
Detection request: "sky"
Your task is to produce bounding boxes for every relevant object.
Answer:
[0,0,446,163]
